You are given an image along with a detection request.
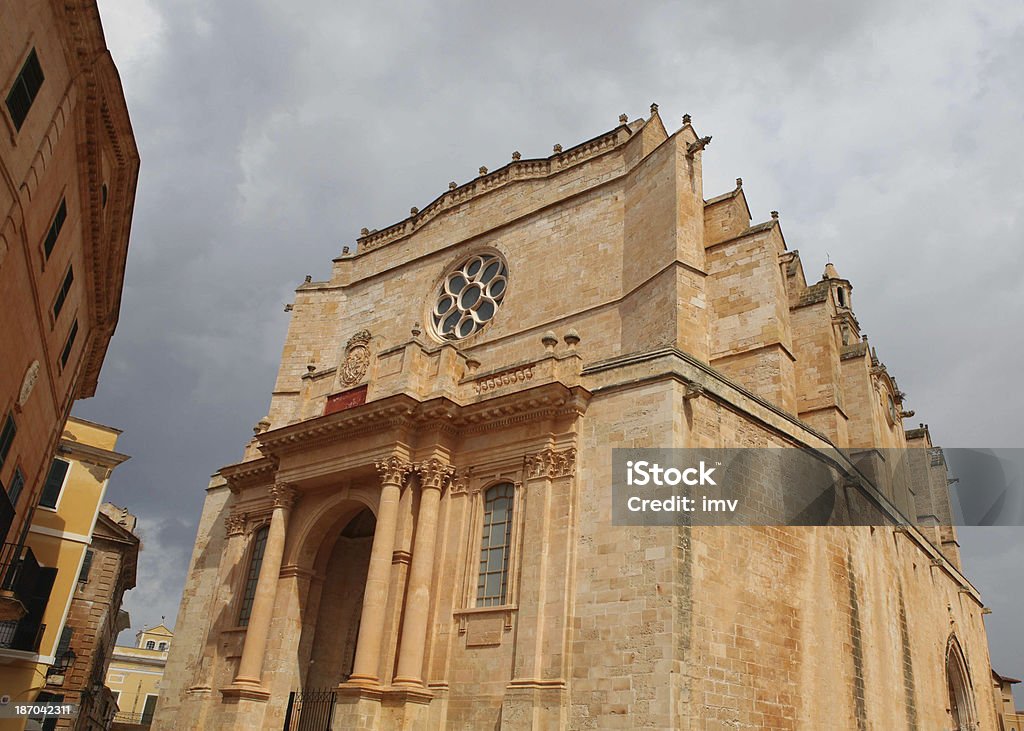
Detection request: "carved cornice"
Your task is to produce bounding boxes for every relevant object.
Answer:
[254,385,590,460]
[376,456,414,486]
[417,458,456,491]
[220,456,277,495]
[269,483,299,510]
[525,447,577,480]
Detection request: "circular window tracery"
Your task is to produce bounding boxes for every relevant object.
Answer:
[432,252,508,340]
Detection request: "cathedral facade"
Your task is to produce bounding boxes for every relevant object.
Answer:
[156,107,996,730]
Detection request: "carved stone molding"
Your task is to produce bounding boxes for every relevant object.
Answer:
[17,360,40,408]
[225,513,247,536]
[376,456,414,486]
[525,447,577,480]
[269,483,298,510]
[449,470,471,495]
[417,458,456,491]
[339,329,372,386]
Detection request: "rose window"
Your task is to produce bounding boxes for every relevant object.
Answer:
[432,253,508,340]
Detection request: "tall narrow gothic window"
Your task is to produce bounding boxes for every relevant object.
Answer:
[477,483,514,607]
[238,525,269,626]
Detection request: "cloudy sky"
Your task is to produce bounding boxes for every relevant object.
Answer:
[76,0,1023,702]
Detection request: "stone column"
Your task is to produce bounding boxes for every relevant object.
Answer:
[229,483,297,695]
[347,456,413,685]
[393,458,454,687]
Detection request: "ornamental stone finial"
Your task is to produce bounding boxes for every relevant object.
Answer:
[360,227,370,236]
[650,102,659,114]
[269,483,298,510]
[771,210,779,220]
[541,330,558,352]
[563,328,580,350]
[682,113,691,125]
[553,144,562,153]
[619,113,628,124]
[449,181,457,190]
[479,166,488,176]
[376,456,414,486]
[417,458,456,491]
[410,206,419,216]
[512,151,521,161]
[735,177,742,188]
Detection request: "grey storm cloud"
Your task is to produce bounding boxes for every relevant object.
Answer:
[78,0,1024,702]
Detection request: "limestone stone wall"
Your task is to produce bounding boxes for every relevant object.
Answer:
[159,108,999,731]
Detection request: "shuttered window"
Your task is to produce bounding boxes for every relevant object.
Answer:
[78,549,94,583]
[7,469,24,506]
[39,459,70,509]
[59,319,78,369]
[42,199,67,259]
[0,414,15,470]
[5,49,44,131]
[53,266,74,319]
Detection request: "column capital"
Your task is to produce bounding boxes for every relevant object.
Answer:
[375,456,414,486]
[225,512,247,536]
[525,447,577,479]
[416,458,456,492]
[269,482,298,510]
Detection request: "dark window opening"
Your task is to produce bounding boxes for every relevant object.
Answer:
[78,549,93,583]
[238,525,269,626]
[101,183,108,208]
[53,266,74,319]
[5,49,44,131]
[39,459,69,509]
[59,319,78,369]
[141,695,158,724]
[0,413,15,470]
[42,198,67,260]
[837,287,846,307]
[7,468,25,506]
[145,640,154,649]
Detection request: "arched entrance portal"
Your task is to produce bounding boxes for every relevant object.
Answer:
[303,508,375,689]
[946,637,977,731]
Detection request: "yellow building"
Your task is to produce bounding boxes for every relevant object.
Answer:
[106,625,172,728]
[0,417,128,730]
[994,670,1024,731]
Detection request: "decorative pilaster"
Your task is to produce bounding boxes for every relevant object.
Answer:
[225,483,298,699]
[188,511,248,697]
[347,456,413,685]
[393,458,455,688]
[507,446,577,717]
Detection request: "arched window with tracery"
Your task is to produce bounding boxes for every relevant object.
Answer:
[946,637,977,731]
[238,525,269,627]
[477,483,514,607]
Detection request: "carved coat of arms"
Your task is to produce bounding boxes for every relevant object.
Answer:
[339,330,371,386]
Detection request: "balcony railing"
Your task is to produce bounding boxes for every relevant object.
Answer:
[112,711,152,726]
[0,542,38,592]
[0,619,45,652]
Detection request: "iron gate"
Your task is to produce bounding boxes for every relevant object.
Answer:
[282,688,337,731]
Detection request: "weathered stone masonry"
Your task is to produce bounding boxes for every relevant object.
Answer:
[156,106,997,730]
